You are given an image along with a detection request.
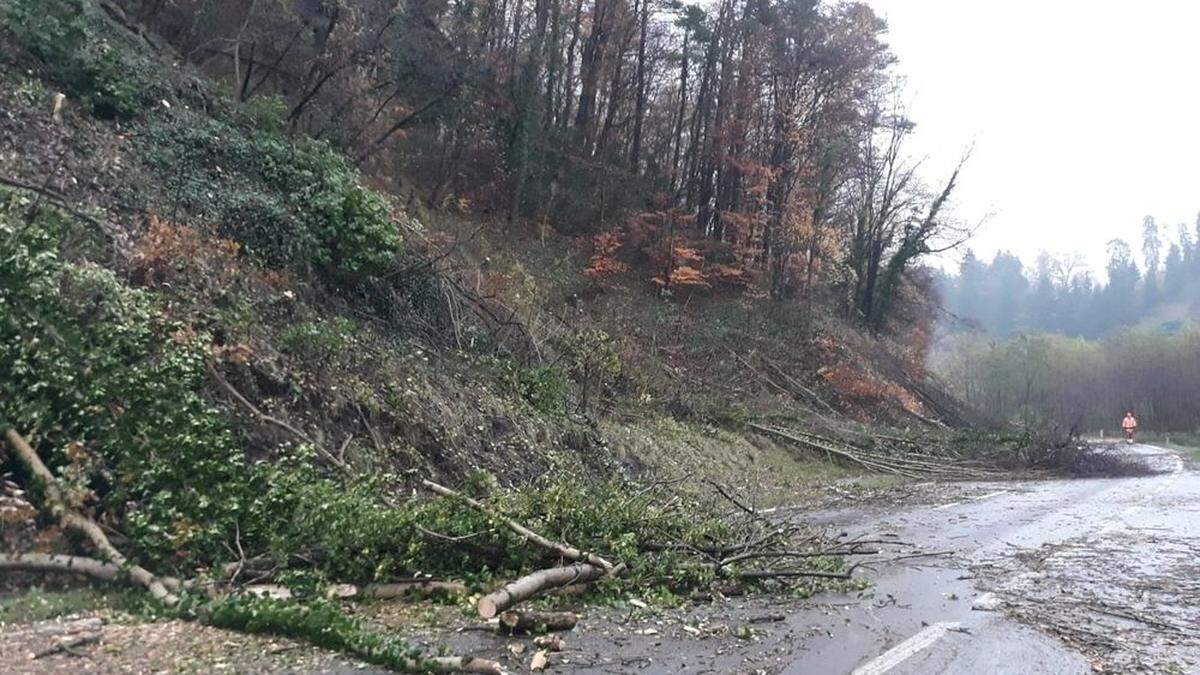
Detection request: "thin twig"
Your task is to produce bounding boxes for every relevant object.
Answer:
[206,361,347,472]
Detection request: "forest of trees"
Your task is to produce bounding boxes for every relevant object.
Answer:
[934,216,1200,432]
[123,0,968,330]
[933,327,1200,433]
[939,216,1200,338]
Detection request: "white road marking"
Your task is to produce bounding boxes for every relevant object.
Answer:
[851,622,961,675]
[971,490,1010,502]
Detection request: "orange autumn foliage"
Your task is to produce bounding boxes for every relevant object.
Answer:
[131,215,240,287]
[654,264,712,289]
[820,363,925,417]
[583,230,629,282]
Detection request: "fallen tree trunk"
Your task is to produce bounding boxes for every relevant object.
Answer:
[4,429,180,606]
[1,437,506,673]
[0,552,223,599]
[5,617,104,639]
[499,610,578,634]
[421,478,616,572]
[748,423,909,476]
[477,563,605,619]
[734,557,869,582]
[0,552,122,581]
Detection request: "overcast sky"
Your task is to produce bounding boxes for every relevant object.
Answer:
[865,0,1200,277]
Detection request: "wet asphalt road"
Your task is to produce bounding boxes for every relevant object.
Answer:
[788,443,1199,674]
[552,443,1200,674]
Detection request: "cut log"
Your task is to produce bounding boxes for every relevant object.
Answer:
[477,563,604,618]
[421,479,616,572]
[363,580,469,600]
[243,584,293,600]
[325,583,359,599]
[3,429,179,606]
[532,634,566,651]
[499,610,578,634]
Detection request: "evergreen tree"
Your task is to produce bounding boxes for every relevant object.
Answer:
[1141,216,1161,306]
[1028,253,1059,332]
[986,251,1027,336]
[1163,243,1185,298]
[1103,238,1141,330]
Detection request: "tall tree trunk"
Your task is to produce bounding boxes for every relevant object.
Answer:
[596,8,634,157]
[543,0,564,127]
[629,0,649,170]
[682,26,717,208]
[669,28,689,194]
[508,0,552,221]
[560,0,586,128]
[574,0,612,154]
[510,0,526,75]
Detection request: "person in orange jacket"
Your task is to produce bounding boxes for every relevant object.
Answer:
[1121,411,1138,444]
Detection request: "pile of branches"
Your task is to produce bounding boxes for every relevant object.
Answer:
[418,475,884,622]
[750,423,994,481]
[984,437,1157,478]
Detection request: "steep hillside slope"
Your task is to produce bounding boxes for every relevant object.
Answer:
[0,0,963,496]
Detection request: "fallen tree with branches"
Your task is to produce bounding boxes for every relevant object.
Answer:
[1,428,501,674]
[4,429,181,605]
[413,470,908,621]
[749,423,994,481]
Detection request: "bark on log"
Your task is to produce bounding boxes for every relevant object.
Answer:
[477,563,604,618]
[4,429,180,606]
[421,479,615,572]
[0,552,123,581]
[0,553,205,596]
[218,556,274,579]
[499,610,578,634]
